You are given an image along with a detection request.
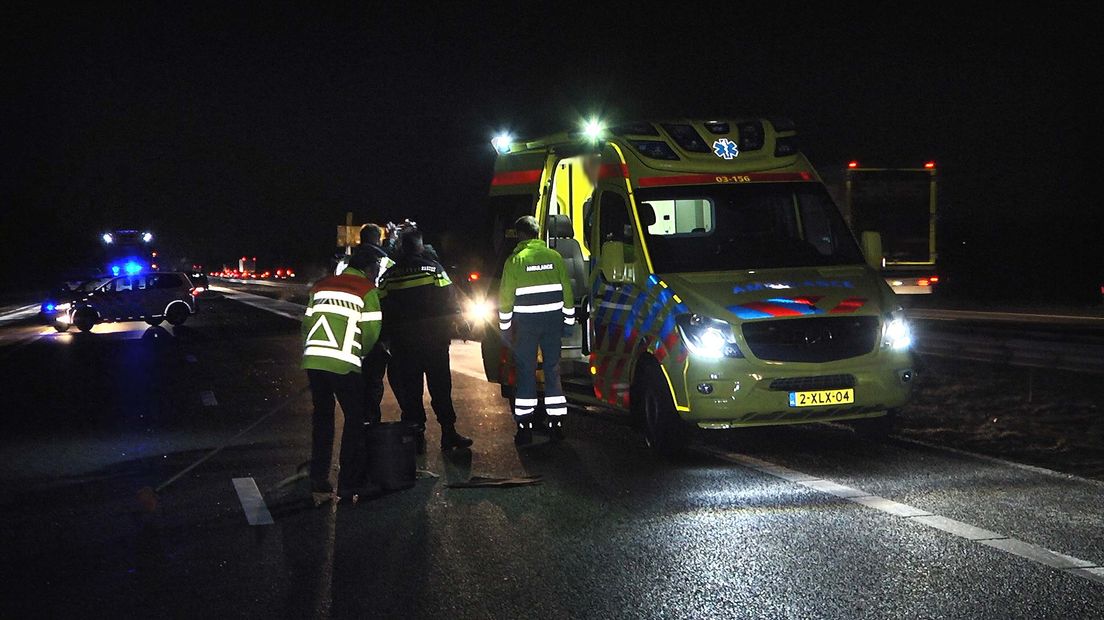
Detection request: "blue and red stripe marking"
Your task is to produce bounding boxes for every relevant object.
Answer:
[728,296,867,319]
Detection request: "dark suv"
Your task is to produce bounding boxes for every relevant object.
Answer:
[54,272,199,332]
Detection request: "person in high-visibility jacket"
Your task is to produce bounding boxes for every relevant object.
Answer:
[351,225,396,428]
[301,250,383,506]
[498,215,574,446]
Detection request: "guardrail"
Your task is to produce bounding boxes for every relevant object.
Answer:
[913,328,1104,375]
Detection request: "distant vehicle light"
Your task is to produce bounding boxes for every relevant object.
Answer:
[463,298,493,323]
[848,161,859,168]
[929,275,940,283]
[468,272,480,282]
[102,233,114,244]
[142,232,153,243]
[924,161,936,169]
[151,263,158,270]
[918,278,930,286]
[491,133,513,154]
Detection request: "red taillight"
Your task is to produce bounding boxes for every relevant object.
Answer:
[918,279,931,286]
[924,161,935,169]
[848,161,858,168]
[468,272,481,282]
[929,275,940,283]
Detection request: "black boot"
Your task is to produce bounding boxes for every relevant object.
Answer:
[408,424,426,455]
[514,421,533,446]
[440,425,473,450]
[548,418,565,443]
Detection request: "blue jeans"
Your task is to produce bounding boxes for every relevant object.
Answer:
[510,312,566,424]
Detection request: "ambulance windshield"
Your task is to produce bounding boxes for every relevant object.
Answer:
[638,183,863,272]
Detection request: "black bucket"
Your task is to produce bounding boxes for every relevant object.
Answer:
[366,422,416,492]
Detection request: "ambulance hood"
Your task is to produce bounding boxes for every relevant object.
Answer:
[660,265,890,323]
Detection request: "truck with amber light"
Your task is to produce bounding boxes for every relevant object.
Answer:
[479,118,915,453]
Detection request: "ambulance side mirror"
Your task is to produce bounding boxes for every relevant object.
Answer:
[861,231,884,270]
[598,241,631,284]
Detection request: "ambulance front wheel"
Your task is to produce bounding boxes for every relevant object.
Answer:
[632,359,688,456]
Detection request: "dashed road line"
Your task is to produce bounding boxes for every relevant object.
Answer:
[200,390,218,406]
[232,477,274,526]
[697,445,1102,585]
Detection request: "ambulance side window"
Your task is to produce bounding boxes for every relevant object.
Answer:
[597,192,633,246]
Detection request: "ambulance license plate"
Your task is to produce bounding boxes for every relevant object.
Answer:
[788,389,855,407]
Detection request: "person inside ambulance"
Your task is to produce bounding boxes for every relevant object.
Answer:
[498,215,575,446]
[301,248,383,506]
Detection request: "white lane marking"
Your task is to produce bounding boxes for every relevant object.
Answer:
[1068,567,1104,585]
[908,515,1005,541]
[211,285,305,321]
[979,538,1097,570]
[232,477,274,526]
[699,446,1103,584]
[201,390,218,406]
[0,303,40,322]
[185,354,198,363]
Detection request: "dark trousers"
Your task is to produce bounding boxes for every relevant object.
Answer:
[363,343,390,425]
[388,327,456,430]
[511,312,565,423]
[307,369,367,493]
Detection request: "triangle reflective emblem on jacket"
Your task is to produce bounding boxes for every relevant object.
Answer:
[305,315,340,348]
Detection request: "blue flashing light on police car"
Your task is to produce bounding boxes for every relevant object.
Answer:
[45,303,55,312]
[124,260,142,275]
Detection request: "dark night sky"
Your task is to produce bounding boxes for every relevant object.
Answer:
[1,3,1097,301]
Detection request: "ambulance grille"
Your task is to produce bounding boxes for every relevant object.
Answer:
[768,374,856,392]
[742,316,879,363]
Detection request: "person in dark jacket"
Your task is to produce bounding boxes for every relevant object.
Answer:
[378,230,473,453]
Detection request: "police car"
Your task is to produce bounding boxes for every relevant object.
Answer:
[53,271,200,332]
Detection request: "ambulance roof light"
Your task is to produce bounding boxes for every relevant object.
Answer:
[491,133,513,155]
[582,118,605,141]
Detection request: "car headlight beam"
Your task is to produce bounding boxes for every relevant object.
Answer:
[676,314,743,359]
[883,313,912,350]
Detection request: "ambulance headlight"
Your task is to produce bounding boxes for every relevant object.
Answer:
[491,133,513,155]
[676,314,743,359]
[883,312,912,350]
[464,298,493,323]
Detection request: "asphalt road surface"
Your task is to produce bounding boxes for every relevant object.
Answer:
[1,290,1102,619]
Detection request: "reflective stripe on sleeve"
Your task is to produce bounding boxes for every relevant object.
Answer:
[564,317,576,326]
[563,307,575,316]
[514,301,564,314]
[516,283,564,296]
[499,311,513,320]
[360,311,382,321]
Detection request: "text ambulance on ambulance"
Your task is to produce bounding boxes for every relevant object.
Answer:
[480,118,914,454]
